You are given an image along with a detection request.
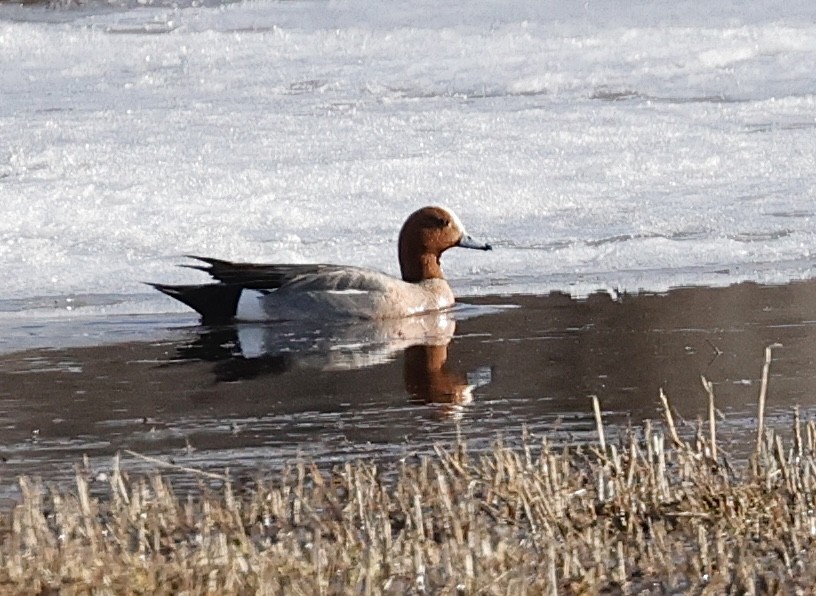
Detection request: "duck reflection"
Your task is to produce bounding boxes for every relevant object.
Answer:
[403,342,475,418]
[174,310,490,415]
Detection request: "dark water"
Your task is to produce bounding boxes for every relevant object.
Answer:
[1,280,815,496]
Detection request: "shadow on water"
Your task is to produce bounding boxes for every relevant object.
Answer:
[1,279,816,493]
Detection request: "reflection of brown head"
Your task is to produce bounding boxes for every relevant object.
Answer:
[403,343,472,408]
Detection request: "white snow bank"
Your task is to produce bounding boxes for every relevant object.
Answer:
[0,0,814,317]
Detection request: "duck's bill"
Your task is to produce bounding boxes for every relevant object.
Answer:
[458,234,492,251]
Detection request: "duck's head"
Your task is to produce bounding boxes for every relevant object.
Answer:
[398,206,492,283]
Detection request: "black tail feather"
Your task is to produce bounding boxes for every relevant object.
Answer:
[179,255,232,276]
[178,255,332,289]
[148,283,242,325]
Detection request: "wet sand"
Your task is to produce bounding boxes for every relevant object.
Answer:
[1,280,815,494]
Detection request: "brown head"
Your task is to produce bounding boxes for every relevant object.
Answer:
[397,206,492,283]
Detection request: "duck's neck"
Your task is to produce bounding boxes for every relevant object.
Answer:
[400,251,443,283]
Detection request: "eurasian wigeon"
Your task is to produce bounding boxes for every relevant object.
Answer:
[151,206,491,323]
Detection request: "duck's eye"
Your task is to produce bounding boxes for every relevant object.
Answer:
[429,215,448,228]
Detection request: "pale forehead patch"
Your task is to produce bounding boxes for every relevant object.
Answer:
[436,205,467,234]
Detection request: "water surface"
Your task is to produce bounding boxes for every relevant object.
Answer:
[1,281,815,497]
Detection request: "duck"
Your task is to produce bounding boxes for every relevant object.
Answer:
[151,206,492,324]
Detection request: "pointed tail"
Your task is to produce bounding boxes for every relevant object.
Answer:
[148,283,242,325]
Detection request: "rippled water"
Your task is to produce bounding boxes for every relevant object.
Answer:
[1,281,815,498]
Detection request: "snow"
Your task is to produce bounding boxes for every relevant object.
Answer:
[0,0,814,319]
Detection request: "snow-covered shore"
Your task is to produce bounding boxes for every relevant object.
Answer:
[1,0,814,317]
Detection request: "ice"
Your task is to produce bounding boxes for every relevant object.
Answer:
[0,0,815,319]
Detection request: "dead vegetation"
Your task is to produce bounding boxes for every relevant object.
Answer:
[1,345,815,593]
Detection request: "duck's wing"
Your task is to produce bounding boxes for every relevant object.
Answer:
[184,256,336,289]
[184,256,393,293]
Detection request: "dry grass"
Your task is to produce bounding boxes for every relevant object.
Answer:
[3,418,816,593]
[2,351,816,593]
